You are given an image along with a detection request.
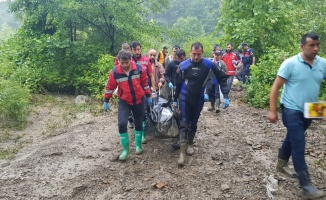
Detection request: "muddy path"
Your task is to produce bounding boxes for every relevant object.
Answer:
[0,91,325,200]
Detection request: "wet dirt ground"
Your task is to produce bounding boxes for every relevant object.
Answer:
[0,90,325,200]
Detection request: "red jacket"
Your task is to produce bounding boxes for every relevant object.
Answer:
[133,55,153,87]
[104,61,151,105]
[222,51,241,76]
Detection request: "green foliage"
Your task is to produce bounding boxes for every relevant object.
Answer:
[245,47,295,109]
[0,147,19,160]
[1,32,103,94]
[149,0,222,33]
[217,0,301,58]
[183,35,219,58]
[0,80,30,123]
[169,16,206,46]
[217,0,326,109]
[75,54,115,99]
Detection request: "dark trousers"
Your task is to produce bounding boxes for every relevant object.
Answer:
[179,94,204,143]
[280,105,312,172]
[118,98,144,133]
[142,95,150,122]
[242,64,251,83]
[206,79,221,103]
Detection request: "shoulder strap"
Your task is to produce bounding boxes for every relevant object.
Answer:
[201,58,213,87]
[135,63,142,74]
[112,66,118,79]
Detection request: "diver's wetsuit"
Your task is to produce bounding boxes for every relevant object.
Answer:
[173,58,229,143]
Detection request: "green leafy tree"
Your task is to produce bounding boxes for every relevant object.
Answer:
[3,0,169,95]
[216,0,300,57]
[169,16,205,46]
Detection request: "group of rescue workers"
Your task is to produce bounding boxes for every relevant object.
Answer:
[103,33,326,199]
[103,33,325,199]
[103,41,256,165]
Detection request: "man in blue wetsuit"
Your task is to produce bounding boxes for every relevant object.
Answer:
[173,42,230,166]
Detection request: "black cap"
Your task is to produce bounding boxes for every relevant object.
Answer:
[241,43,248,48]
[214,50,223,55]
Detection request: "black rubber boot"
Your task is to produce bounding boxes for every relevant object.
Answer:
[171,140,180,149]
[207,100,215,111]
[296,170,325,199]
[215,98,220,113]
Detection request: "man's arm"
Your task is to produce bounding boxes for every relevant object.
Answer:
[251,49,256,65]
[140,66,151,97]
[164,62,173,83]
[159,64,165,85]
[252,56,256,66]
[268,76,286,123]
[146,61,156,91]
[104,71,117,102]
[173,68,183,102]
[212,63,229,98]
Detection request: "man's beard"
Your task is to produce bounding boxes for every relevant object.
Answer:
[150,58,155,63]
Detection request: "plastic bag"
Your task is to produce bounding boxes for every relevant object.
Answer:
[147,96,178,138]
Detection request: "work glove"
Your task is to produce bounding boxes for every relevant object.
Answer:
[168,82,174,89]
[223,98,229,109]
[103,102,110,111]
[147,97,153,106]
[172,101,178,108]
[204,94,209,102]
[232,60,237,65]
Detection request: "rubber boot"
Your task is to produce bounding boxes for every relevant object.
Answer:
[119,132,129,161]
[177,143,187,166]
[296,170,325,199]
[134,130,143,155]
[215,98,220,113]
[186,140,195,156]
[207,100,215,111]
[277,148,296,177]
[141,121,147,144]
[171,140,180,149]
[276,159,296,177]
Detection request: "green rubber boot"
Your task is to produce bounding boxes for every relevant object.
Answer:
[119,132,129,161]
[141,121,147,144]
[134,130,143,155]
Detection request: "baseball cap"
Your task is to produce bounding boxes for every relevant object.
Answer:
[214,50,223,55]
[241,43,248,48]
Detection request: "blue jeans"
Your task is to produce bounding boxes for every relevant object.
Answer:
[226,76,234,92]
[280,105,312,172]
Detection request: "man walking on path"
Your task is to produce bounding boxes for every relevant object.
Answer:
[157,46,168,65]
[148,49,165,91]
[268,32,325,199]
[103,50,153,161]
[130,41,156,144]
[173,42,230,166]
[222,43,242,91]
[241,43,255,83]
